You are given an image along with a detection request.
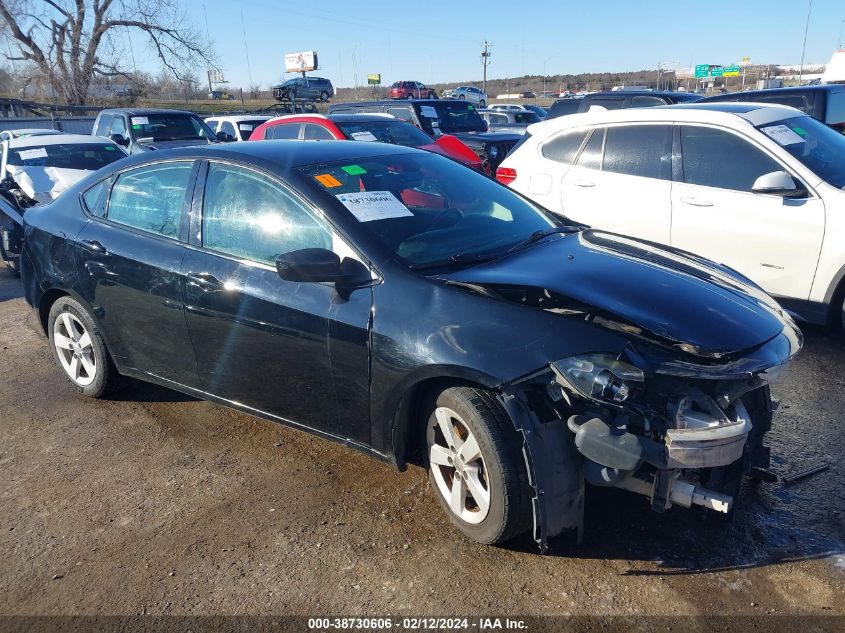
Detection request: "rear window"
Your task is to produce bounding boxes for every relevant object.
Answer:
[513,112,540,124]
[547,99,582,119]
[267,123,301,140]
[7,143,124,170]
[541,129,587,164]
[335,120,433,147]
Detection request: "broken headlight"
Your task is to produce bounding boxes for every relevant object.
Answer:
[551,353,644,405]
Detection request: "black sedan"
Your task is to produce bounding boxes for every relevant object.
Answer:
[20,141,801,548]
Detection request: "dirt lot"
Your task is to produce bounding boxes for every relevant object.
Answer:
[0,266,842,625]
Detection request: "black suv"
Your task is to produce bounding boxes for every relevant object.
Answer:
[547,91,701,119]
[272,76,334,102]
[699,85,845,132]
[328,99,521,173]
[92,108,218,155]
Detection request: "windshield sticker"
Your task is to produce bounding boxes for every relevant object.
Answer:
[18,148,48,160]
[335,191,414,222]
[349,131,378,142]
[341,164,367,175]
[420,106,438,118]
[104,145,117,151]
[239,124,254,131]
[761,125,805,146]
[467,104,474,110]
[315,173,342,188]
[131,116,149,126]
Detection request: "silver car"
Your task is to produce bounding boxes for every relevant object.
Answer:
[447,86,488,107]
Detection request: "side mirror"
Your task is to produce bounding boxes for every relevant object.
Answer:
[751,171,805,197]
[216,130,234,142]
[109,133,129,146]
[276,248,343,282]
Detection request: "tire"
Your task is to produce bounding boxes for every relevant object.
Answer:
[459,94,466,100]
[319,90,330,102]
[0,236,20,276]
[47,296,120,398]
[424,386,532,544]
[479,99,486,108]
[407,94,414,100]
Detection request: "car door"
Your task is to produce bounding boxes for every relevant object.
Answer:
[670,124,825,300]
[181,161,373,441]
[560,124,673,243]
[74,160,200,386]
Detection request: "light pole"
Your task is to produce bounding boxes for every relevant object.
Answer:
[542,56,553,97]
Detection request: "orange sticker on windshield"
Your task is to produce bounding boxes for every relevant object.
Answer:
[315,173,342,188]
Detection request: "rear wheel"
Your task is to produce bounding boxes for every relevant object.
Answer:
[319,90,330,102]
[424,386,532,544]
[47,296,120,398]
[458,94,466,100]
[479,99,487,108]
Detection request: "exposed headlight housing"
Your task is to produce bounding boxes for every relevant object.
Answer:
[488,144,499,159]
[551,353,644,405]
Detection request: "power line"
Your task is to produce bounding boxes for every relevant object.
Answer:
[798,0,813,84]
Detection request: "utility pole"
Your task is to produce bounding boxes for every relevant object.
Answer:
[481,41,492,94]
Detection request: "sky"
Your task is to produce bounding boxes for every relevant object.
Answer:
[128,0,845,89]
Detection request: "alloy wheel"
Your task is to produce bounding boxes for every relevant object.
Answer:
[53,311,97,387]
[427,406,491,524]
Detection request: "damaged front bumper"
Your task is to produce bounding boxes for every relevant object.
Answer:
[500,325,801,551]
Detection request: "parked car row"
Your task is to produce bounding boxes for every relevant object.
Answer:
[7,81,845,550]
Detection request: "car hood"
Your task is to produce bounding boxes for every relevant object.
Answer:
[6,164,90,204]
[440,230,795,358]
[135,138,213,151]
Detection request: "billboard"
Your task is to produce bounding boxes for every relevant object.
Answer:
[284,51,318,73]
[367,74,381,85]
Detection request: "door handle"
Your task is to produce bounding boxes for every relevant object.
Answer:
[80,239,107,254]
[186,272,224,291]
[680,196,714,207]
[570,178,595,188]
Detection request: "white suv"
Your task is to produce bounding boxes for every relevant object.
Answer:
[497,103,845,327]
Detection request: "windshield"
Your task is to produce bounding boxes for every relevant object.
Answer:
[756,115,845,189]
[335,120,434,147]
[236,120,270,134]
[299,152,560,269]
[129,114,214,142]
[417,102,486,134]
[7,143,124,170]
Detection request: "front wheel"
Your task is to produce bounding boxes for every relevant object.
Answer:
[319,90,330,102]
[479,99,487,108]
[458,94,466,100]
[47,296,121,398]
[425,386,532,544]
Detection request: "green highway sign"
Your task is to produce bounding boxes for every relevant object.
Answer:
[709,66,724,77]
[723,64,740,76]
[694,64,709,78]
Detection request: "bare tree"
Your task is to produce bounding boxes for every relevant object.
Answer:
[0,0,214,104]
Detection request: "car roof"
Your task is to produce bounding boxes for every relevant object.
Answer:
[326,113,396,122]
[205,115,273,123]
[125,139,421,167]
[331,100,439,108]
[99,108,197,116]
[587,90,696,97]
[0,128,64,139]
[7,133,116,148]
[528,102,805,135]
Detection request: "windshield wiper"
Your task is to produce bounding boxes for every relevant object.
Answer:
[410,252,498,272]
[504,226,580,255]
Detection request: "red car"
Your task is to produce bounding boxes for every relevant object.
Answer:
[389,81,437,100]
[248,114,482,171]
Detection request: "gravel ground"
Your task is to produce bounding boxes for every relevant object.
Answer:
[0,266,842,625]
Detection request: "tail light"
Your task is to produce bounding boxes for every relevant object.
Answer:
[496,167,517,185]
